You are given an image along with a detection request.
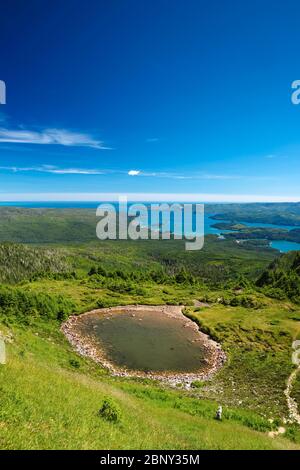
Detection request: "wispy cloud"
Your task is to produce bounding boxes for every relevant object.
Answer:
[40,166,105,175]
[265,154,276,159]
[127,170,240,180]
[146,138,160,143]
[0,165,106,175]
[264,153,289,160]
[0,127,109,149]
[0,165,276,182]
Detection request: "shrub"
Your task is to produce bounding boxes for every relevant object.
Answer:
[98,397,122,423]
[0,285,76,323]
[96,298,120,308]
[191,380,205,389]
[69,359,80,369]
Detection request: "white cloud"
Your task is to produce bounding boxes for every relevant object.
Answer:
[128,170,141,176]
[0,127,109,149]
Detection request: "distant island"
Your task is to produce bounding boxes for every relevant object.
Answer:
[212,222,300,243]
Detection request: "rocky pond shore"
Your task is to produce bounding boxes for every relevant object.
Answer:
[61,305,226,388]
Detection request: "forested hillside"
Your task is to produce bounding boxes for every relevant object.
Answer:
[257,251,300,303]
[0,242,71,283]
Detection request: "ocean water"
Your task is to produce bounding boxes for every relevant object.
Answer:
[270,241,300,253]
[0,201,98,208]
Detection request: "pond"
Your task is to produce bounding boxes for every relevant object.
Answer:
[62,306,225,383]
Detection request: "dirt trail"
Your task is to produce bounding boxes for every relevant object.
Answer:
[284,340,300,425]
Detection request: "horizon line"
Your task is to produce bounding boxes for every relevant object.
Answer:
[0,193,299,203]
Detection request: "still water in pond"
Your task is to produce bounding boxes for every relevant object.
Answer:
[76,309,208,373]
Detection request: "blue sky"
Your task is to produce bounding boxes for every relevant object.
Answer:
[1,0,300,202]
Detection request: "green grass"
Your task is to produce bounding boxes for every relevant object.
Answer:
[184,301,300,417]
[0,321,298,450]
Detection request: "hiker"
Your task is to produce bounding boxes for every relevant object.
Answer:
[216,405,222,420]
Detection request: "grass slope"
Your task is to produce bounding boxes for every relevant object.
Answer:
[0,322,298,450]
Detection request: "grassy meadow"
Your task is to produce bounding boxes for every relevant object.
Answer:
[1,320,299,450]
[0,208,300,449]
